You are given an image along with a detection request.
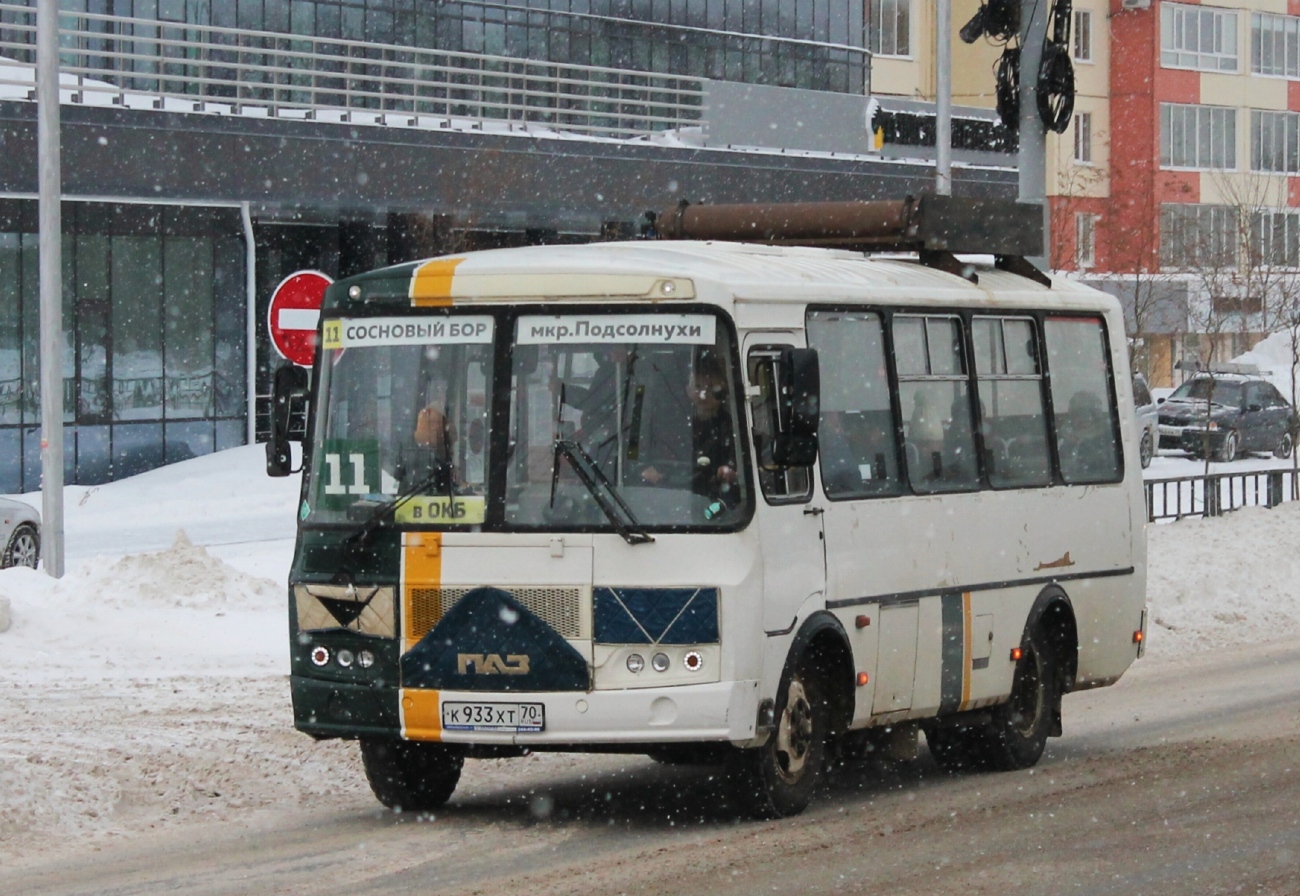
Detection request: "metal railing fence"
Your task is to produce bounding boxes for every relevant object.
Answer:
[1145,469,1300,522]
[0,3,705,138]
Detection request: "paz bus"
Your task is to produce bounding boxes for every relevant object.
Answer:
[267,197,1147,818]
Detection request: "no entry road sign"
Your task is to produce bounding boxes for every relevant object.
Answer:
[268,270,332,367]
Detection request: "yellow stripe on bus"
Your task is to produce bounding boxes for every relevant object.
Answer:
[401,532,442,653]
[400,689,443,741]
[960,591,973,711]
[400,532,443,741]
[409,257,464,306]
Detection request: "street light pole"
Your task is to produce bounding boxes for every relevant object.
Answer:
[936,0,953,196]
[37,0,65,578]
[1019,0,1050,268]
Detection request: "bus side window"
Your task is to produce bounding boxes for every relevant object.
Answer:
[746,348,812,502]
[972,316,1052,488]
[895,315,980,493]
[1044,317,1122,483]
[806,309,904,498]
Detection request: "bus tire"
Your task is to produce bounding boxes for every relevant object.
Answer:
[729,663,829,819]
[981,626,1058,771]
[359,737,464,812]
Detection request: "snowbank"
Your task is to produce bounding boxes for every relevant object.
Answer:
[0,531,285,684]
[1145,501,1300,652]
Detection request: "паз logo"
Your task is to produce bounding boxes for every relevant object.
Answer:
[457,653,531,675]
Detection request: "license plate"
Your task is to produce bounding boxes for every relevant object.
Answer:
[1158,425,1183,437]
[441,701,545,733]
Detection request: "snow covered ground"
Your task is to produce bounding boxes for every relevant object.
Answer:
[2,444,1299,863]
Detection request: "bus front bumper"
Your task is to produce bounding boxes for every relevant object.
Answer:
[292,674,762,746]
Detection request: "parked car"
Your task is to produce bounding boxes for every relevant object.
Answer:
[1157,371,1296,462]
[1133,373,1159,468]
[0,497,40,569]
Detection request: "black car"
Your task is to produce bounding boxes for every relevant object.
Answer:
[1157,372,1296,462]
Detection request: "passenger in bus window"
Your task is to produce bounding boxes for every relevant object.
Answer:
[1060,390,1115,478]
[819,411,861,494]
[906,390,944,479]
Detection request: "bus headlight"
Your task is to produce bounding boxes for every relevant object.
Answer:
[651,653,671,672]
[310,645,330,666]
[626,653,645,673]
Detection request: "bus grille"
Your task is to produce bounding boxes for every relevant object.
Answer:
[408,586,585,640]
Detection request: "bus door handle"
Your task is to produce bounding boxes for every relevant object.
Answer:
[803,506,824,516]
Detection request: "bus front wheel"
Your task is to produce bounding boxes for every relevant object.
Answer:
[730,664,829,819]
[359,737,464,812]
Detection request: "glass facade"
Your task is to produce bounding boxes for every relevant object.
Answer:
[5,0,867,94]
[0,201,246,493]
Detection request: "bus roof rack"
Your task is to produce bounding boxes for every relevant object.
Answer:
[642,195,1049,287]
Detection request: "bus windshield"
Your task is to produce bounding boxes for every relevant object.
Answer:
[303,309,748,531]
[305,315,495,526]
[506,311,748,530]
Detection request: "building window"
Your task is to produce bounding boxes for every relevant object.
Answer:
[1251,110,1300,173]
[1252,210,1300,266]
[1162,3,1238,72]
[1074,10,1093,62]
[1160,103,1236,170]
[0,200,247,492]
[870,0,911,57]
[1252,13,1300,78]
[1160,204,1240,269]
[1074,112,1093,163]
[1076,214,1097,268]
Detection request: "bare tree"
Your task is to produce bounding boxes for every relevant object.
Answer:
[1049,140,1175,383]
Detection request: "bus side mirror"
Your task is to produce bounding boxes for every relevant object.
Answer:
[775,347,820,467]
[267,364,310,477]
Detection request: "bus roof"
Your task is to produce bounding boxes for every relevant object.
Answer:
[327,240,1118,316]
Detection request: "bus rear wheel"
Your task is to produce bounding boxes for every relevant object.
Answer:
[358,737,464,812]
[981,627,1058,771]
[729,665,829,819]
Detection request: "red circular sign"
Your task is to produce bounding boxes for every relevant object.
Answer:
[268,270,332,368]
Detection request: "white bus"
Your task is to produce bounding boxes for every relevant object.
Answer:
[270,202,1147,818]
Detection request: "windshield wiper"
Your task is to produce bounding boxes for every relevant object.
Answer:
[552,438,653,545]
[343,463,449,550]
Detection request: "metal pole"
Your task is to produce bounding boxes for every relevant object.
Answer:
[37,0,65,578]
[1019,0,1050,268]
[242,202,258,446]
[936,0,952,196]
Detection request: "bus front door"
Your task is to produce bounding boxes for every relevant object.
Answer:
[744,335,827,634]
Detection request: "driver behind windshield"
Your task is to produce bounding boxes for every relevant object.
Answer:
[641,355,739,505]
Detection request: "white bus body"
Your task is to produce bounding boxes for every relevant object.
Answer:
[283,240,1147,818]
